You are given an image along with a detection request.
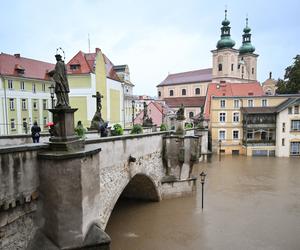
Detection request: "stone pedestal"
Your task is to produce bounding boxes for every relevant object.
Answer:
[175,120,185,135]
[49,108,84,151]
[36,145,109,249]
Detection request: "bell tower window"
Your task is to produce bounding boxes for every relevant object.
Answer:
[218,64,222,71]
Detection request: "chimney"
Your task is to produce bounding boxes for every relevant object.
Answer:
[269,72,272,79]
[95,48,101,53]
[14,53,20,58]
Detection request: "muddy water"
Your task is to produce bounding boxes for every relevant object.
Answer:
[105,156,300,250]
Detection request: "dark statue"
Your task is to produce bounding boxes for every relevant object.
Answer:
[93,91,104,113]
[142,101,153,127]
[90,91,105,131]
[48,54,70,108]
[176,104,185,121]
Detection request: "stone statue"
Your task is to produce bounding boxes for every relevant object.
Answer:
[176,104,185,121]
[143,102,148,121]
[142,102,153,127]
[48,54,70,108]
[93,91,103,113]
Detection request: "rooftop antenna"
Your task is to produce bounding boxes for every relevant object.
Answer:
[88,33,91,53]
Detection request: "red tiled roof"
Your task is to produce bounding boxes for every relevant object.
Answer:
[67,51,93,74]
[164,97,206,108]
[157,68,212,87]
[0,53,54,80]
[204,82,264,119]
[67,49,122,82]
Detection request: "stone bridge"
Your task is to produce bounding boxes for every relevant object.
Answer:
[0,130,206,249]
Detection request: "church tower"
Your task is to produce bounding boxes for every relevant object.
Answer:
[212,9,240,83]
[238,17,258,81]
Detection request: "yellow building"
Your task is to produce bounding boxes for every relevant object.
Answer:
[67,48,134,128]
[210,95,288,155]
[0,53,53,135]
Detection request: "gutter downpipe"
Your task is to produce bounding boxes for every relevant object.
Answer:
[3,76,9,135]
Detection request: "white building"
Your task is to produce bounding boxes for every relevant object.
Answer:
[276,97,300,157]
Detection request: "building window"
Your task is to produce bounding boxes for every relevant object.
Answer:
[220,99,226,108]
[282,123,286,132]
[219,130,225,140]
[219,112,226,123]
[282,138,285,146]
[242,66,244,74]
[290,142,300,155]
[43,100,47,110]
[20,81,25,91]
[195,88,200,95]
[218,64,222,71]
[9,98,15,110]
[247,131,254,139]
[295,106,299,114]
[291,120,300,131]
[262,99,267,107]
[158,91,161,97]
[189,112,194,118]
[8,79,13,89]
[182,89,186,96]
[234,99,240,108]
[42,83,46,92]
[10,119,16,130]
[252,68,254,74]
[22,99,27,110]
[231,64,234,71]
[248,99,254,107]
[33,100,38,110]
[288,107,292,114]
[233,112,239,123]
[233,130,239,140]
[32,83,36,93]
[70,64,80,70]
[169,90,174,96]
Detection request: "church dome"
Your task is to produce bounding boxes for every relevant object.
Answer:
[239,18,255,54]
[216,10,236,50]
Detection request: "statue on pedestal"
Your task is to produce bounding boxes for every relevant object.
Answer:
[90,91,106,132]
[176,104,185,121]
[142,101,153,127]
[48,51,70,108]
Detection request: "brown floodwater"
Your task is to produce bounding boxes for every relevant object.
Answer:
[105,156,300,250]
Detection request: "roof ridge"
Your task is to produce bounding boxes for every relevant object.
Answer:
[0,52,54,65]
[168,68,212,76]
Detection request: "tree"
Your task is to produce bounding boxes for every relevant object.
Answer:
[276,55,300,94]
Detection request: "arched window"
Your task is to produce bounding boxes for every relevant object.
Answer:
[182,89,186,96]
[189,112,194,118]
[218,63,222,71]
[169,90,174,96]
[158,91,161,97]
[195,88,200,95]
[252,67,254,74]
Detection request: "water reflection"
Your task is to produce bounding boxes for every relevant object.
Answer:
[106,156,300,250]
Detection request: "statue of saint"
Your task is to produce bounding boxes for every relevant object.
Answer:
[143,102,148,120]
[49,54,70,108]
[176,104,185,120]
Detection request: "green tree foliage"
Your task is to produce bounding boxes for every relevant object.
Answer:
[160,123,168,131]
[131,124,143,134]
[276,55,300,94]
[111,123,123,136]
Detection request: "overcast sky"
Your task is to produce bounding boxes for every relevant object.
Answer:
[1,0,299,96]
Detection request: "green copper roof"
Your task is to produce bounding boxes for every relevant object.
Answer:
[239,18,255,54]
[216,10,236,49]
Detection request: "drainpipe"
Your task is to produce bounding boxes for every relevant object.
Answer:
[3,76,9,134]
[122,83,126,128]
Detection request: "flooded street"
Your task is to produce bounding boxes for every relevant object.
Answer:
[105,156,300,250]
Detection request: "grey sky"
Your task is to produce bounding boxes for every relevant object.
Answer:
[1,0,299,96]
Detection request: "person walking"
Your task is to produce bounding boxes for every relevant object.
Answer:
[31,121,41,143]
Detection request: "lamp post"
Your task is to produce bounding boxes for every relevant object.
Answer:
[200,171,207,210]
[49,84,55,108]
[131,100,135,126]
[219,139,222,162]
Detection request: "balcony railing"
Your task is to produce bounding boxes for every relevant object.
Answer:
[242,139,276,146]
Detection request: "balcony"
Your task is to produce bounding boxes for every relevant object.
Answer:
[243,140,276,146]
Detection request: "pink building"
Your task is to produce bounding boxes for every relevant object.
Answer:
[134,101,167,126]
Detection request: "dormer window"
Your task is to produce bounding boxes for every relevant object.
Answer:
[15,64,25,75]
[70,64,81,70]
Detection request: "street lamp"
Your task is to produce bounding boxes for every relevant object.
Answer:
[49,84,55,108]
[219,139,222,162]
[200,171,207,210]
[131,100,135,126]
